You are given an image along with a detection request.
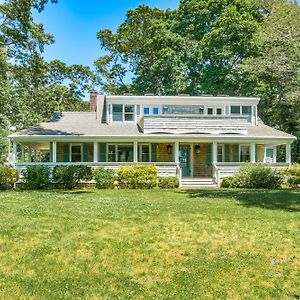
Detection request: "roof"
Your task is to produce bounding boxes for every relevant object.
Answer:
[10,112,295,141]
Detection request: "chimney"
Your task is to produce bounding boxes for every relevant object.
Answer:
[90,92,98,112]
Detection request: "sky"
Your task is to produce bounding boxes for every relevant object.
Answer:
[34,0,179,70]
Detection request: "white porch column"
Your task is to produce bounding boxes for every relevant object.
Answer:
[133,141,138,163]
[13,142,17,166]
[175,141,180,164]
[250,143,256,163]
[52,142,57,163]
[286,143,291,165]
[212,142,217,164]
[273,146,277,163]
[21,144,25,163]
[93,142,98,163]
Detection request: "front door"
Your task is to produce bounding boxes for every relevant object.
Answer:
[179,145,191,177]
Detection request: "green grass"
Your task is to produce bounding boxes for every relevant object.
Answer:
[0,189,299,299]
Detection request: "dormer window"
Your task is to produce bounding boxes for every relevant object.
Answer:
[144,107,150,115]
[112,104,135,122]
[231,106,241,115]
[112,104,123,122]
[153,107,159,115]
[207,108,213,115]
[217,108,222,115]
[124,105,134,121]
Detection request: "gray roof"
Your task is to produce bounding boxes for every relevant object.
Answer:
[11,111,295,140]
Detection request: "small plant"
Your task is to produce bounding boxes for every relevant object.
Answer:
[221,164,283,189]
[94,167,115,189]
[118,165,157,189]
[53,165,93,189]
[22,165,51,190]
[283,164,300,188]
[0,166,18,190]
[158,177,179,189]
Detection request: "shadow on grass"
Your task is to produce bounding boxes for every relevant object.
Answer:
[181,189,300,212]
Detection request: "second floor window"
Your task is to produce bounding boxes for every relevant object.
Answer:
[112,104,123,122]
[112,104,135,122]
[207,108,213,115]
[231,106,241,115]
[153,107,159,114]
[144,107,150,115]
[124,105,135,121]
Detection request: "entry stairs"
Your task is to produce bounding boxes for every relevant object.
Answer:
[180,177,218,188]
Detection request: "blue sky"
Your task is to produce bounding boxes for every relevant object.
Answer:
[34,0,179,70]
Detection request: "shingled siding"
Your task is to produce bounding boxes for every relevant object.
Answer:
[57,143,93,162]
[193,144,212,177]
[156,143,174,162]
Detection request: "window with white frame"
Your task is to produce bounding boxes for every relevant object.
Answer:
[124,105,135,121]
[139,144,150,162]
[107,144,134,162]
[266,148,275,163]
[217,144,224,162]
[216,108,222,115]
[231,106,241,115]
[207,108,213,115]
[112,104,123,122]
[71,144,82,162]
[240,145,250,162]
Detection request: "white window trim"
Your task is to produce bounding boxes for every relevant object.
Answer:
[111,104,136,123]
[217,144,225,162]
[138,144,151,162]
[70,143,83,163]
[106,143,134,162]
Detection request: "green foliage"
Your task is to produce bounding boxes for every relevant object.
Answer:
[283,164,300,188]
[221,164,283,189]
[158,176,179,189]
[0,166,18,189]
[220,176,235,189]
[94,167,115,189]
[53,165,93,189]
[22,165,50,190]
[117,165,157,189]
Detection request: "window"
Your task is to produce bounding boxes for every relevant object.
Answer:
[124,105,135,121]
[71,145,82,162]
[217,145,224,162]
[113,104,123,122]
[231,106,241,115]
[199,106,204,115]
[117,145,133,162]
[242,106,252,122]
[240,145,250,162]
[139,144,150,162]
[108,145,116,162]
[163,106,169,114]
[207,108,213,115]
[266,148,274,163]
[144,107,150,115]
[216,108,222,115]
[153,107,159,115]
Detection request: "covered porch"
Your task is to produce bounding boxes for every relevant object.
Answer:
[11,139,292,185]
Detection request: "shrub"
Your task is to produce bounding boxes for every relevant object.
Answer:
[118,165,157,189]
[0,166,18,190]
[22,165,51,190]
[283,164,300,188]
[220,176,235,188]
[94,167,115,189]
[221,164,283,189]
[53,165,93,189]
[158,176,179,189]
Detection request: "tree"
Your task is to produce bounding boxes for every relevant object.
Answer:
[241,1,300,161]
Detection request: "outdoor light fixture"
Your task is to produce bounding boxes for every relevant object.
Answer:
[167,144,173,154]
[195,145,201,154]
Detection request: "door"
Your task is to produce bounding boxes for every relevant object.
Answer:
[179,145,191,177]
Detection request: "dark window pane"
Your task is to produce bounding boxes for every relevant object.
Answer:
[113,104,123,121]
[207,108,213,115]
[144,107,150,115]
[153,107,159,114]
[217,108,222,115]
[231,106,240,114]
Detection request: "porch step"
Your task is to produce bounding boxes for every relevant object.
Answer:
[180,177,217,188]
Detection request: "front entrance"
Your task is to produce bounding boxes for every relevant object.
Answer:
[179,145,191,177]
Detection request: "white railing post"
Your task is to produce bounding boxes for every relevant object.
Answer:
[93,142,98,163]
[212,142,217,164]
[286,143,291,166]
[250,143,256,163]
[52,142,57,163]
[175,141,180,164]
[134,141,138,163]
[13,141,17,166]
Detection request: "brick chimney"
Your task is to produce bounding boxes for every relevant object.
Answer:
[90,92,98,112]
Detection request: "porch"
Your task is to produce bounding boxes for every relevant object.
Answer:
[11,140,292,186]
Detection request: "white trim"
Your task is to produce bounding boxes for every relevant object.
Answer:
[250,143,256,163]
[93,142,98,163]
[133,141,138,163]
[52,142,57,163]
[286,143,291,165]
[217,144,225,162]
[190,143,194,177]
[175,142,180,164]
[13,142,17,166]
[212,142,218,164]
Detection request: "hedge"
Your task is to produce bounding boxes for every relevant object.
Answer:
[0,166,18,190]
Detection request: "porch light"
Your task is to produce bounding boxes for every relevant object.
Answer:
[167,144,173,154]
[195,145,201,154]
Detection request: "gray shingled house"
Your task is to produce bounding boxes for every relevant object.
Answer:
[9,94,296,187]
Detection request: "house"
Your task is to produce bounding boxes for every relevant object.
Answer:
[9,94,296,187]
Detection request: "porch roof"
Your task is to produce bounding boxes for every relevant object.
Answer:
[9,111,295,141]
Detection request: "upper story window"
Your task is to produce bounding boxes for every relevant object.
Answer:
[112,104,123,122]
[153,107,159,115]
[217,108,222,115]
[199,106,204,114]
[207,108,213,115]
[144,107,150,115]
[231,106,241,115]
[124,105,135,121]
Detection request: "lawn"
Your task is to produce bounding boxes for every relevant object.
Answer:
[0,189,299,299]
